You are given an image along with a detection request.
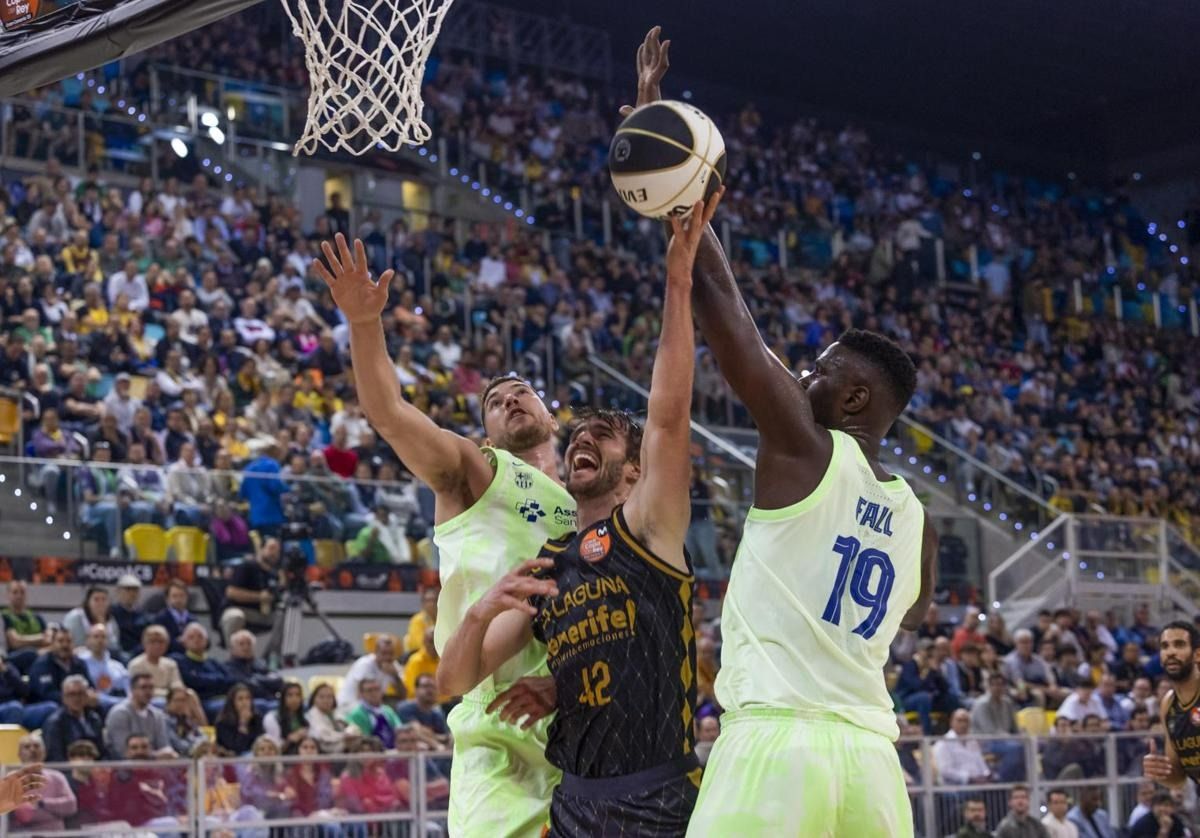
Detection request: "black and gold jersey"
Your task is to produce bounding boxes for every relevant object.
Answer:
[1166,689,1200,780]
[530,504,697,779]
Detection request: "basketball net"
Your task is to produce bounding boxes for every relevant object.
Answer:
[280,0,455,156]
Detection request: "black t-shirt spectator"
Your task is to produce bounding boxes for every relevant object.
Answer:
[0,349,30,388]
[225,560,275,611]
[216,714,264,755]
[1131,812,1187,838]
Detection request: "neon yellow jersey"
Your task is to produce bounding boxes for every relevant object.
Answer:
[433,447,577,693]
[715,430,926,740]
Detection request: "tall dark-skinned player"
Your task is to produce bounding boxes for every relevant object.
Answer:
[438,190,722,837]
[617,27,939,838]
[1144,621,1200,788]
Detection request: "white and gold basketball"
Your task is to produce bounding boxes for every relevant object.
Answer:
[608,100,727,220]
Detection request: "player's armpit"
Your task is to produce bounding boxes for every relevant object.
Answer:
[899,510,939,632]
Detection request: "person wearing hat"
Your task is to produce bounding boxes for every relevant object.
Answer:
[112,575,149,657]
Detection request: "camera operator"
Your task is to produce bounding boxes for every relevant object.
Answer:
[219,537,284,655]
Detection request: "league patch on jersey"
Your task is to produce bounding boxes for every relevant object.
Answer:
[580,525,612,562]
[516,498,547,523]
[514,470,533,490]
[1189,706,1200,727]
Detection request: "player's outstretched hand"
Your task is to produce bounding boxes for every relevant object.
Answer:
[0,764,45,814]
[474,559,559,621]
[619,26,670,117]
[666,188,724,284]
[1143,739,1174,781]
[313,233,395,325]
[487,675,557,729]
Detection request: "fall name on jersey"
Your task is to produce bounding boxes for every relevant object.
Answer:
[855,496,896,537]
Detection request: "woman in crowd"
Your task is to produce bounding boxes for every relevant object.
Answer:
[237,735,295,822]
[305,682,361,754]
[62,586,121,653]
[8,735,75,833]
[284,735,346,835]
[215,683,265,756]
[195,740,267,838]
[335,737,404,819]
[165,684,210,757]
[264,681,309,749]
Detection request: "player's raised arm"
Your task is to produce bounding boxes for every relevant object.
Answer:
[624,193,720,570]
[314,234,491,515]
[437,559,559,697]
[623,27,832,508]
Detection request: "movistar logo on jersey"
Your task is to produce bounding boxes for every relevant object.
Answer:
[517,498,546,523]
[514,470,533,490]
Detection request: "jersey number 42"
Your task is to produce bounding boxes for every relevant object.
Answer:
[820,535,895,640]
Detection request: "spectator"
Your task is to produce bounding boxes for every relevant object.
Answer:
[323,423,358,478]
[29,624,91,704]
[0,657,34,725]
[65,740,120,827]
[695,715,720,766]
[210,498,252,561]
[236,735,293,819]
[110,574,148,656]
[165,441,210,526]
[397,674,451,750]
[1056,679,1107,723]
[344,678,404,750]
[336,736,403,815]
[1068,786,1117,838]
[1003,629,1054,707]
[1111,643,1147,692]
[29,409,81,505]
[403,626,444,702]
[62,586,120,652]
[8,735,77,833]
[220,538,283,648]
[305,682,361,755]
[224,629,284,705]
[338,634,407,710]
[214,683,265,756]
[897,638,955,733]
[128,624,185,700]
[952,608,988,657]
[957,798,992,838]
[1093,674,1129,730]
[43,674,107,762]
[195,739,265,832]
[284,735,343,821]
[3,579,50,672]
[995,784,1049,838]
[172,622,237,719]
[240,445,288,537]
[76,622,129,713]
[348,503,412,563]
[1042,789,1079,838]
[164,685,209,757]
[1121,677,1158,719]
[104,672,175,758]
[264,681,308,749]
[1117,604,1158,653]
[112,734,183,831]
[1129,790,1187,838]
[932,708,992,785]
[102,373,141,435]
[76,442,126,556]
[403,587,438,655]
[151,578,194,654]
[1127,782,1156,829]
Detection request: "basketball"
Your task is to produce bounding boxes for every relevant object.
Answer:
[608,100,727,220]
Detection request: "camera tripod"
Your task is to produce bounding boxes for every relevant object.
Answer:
[277,584,344,668]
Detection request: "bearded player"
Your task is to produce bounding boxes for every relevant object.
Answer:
[621,28,938,837]
[1143,621,1200,789]
[316,234,576,837]
[439,193,720,836]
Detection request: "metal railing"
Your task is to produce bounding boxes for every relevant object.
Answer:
[0,751,450,836]
[902,730,1162,837]
[988,513,1200,626]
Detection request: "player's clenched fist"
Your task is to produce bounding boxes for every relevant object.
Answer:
[1143,739,1174,781]
[471,558,559,620]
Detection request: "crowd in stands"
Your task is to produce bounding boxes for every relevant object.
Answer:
[0,575,453,832]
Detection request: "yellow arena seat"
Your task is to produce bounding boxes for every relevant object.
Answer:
[124,523,168,562]
[166,526,210,564]
[0,724,28,764]
[1016,706,1049,735]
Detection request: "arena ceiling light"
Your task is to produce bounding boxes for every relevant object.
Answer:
[200,110,220,129]
[209,126,226,145]
[170,138,188,158]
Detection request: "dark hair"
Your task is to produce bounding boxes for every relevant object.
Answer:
[1161,620,1200,650]
[130,672,154,689]
[1152,790,1176,807]
[276,682,306,735]
[165,578,189,597]
[569,408,643,465]
[81,585,109,623]
[1047,788,1069,802]
[836,328,916,412]
[307,682,336,711]
[215,683,257,727]
[1010,784,1030,795]
[67,740,100,760]
[1053,608,1072,619]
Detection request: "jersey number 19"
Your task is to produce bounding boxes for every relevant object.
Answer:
[820,535,895,640]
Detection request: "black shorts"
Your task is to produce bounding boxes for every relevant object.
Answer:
[547,755,701,838]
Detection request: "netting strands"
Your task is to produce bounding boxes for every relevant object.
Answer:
[280,0,455,156]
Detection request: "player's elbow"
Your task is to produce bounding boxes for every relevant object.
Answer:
[434,666,469,699]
